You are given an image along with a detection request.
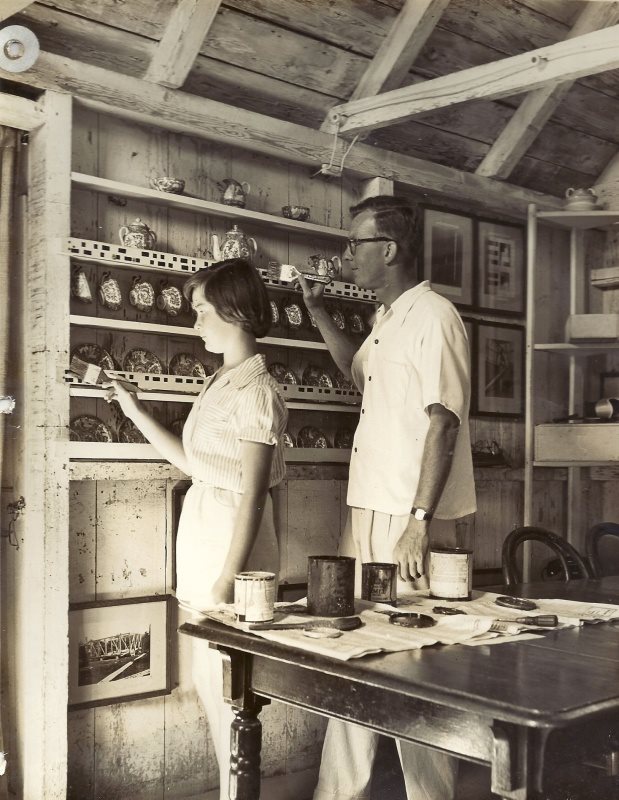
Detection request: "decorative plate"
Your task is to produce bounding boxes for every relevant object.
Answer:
[123,348,164,374]
[283,369,299,385]
[348,311,365,336]
[297,425,329,448]
[70,415,114,443]
[334,428,354,448]
[118,418,148,444]
[268,362,288,383]
[302,364,332,387]
[329,308,346,332]
[333,370,355,391]
[71,343,115,372]
[169,417,188,437]
[169,353,210,378]
[282,301,305,330]
[282,431,296,448]
[270,300,280,327]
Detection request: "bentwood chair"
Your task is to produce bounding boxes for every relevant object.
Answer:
[585,522,619,578]
[502,526,592,585]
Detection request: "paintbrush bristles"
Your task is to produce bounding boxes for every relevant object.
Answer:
[69,356,105,385]
[266,261,332,285]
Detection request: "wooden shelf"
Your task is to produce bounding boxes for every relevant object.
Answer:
[535,342,619,356]
[68,442,351,463]
[536,210,619,230]
[535,423,619,465]
[70,315,329,350]
[72,173,349,240]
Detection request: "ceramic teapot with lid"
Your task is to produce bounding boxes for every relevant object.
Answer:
[565,187,599,210]
[119,218,157,249]
[218,178,251,208]
[211,225,258,261]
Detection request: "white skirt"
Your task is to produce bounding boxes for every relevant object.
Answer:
[176,482,279,614]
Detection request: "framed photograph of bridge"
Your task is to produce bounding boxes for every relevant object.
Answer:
[68,595,173,709]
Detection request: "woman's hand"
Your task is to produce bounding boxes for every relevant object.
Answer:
[104,379,142,421]
[211,574,235,605]
[295,272,326,314]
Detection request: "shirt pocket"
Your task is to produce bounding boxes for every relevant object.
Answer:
[379,357,410,409]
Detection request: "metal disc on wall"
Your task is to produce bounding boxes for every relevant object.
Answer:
[0,25,40,73]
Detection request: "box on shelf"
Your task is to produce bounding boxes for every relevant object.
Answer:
[565,313,619,341]
[535,423,619,463]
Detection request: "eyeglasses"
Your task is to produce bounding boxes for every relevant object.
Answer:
[346,237,393,255]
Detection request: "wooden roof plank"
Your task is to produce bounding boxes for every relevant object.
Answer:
[476,2,619,179]
[0,49,563,217]
[1,0,35,22]
[348,0,450,101]
[325,25,619,136]
[144,0,222,89]
[0,92,45,130]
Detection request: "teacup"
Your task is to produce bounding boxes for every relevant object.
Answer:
[150,176,185,194]
[98,272,123,311]
[282,205,310,221]
[129,276,155,312]
[156,283,183,316]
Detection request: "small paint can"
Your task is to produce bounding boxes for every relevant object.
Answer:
[361,562,398,604]
[429,547,473,601]
[307,556,355,617]
[234,571,276,623]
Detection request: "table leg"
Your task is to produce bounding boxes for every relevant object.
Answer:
[491,722,550,800]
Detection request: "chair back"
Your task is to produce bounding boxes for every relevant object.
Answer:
[585,522,619,578]
[502,526,591,585]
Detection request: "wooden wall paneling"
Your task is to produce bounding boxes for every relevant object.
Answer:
[69,480,97,601]
[471,478,523,570]
[260,702,289,777]
[284,480,342,582]
[284,706,328,775]
[272,480,290,581]
[67,709,95,800]
[72,108,99,239]
[94,479,167,598]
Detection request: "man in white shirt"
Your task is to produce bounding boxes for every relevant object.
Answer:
[298,195,476,800]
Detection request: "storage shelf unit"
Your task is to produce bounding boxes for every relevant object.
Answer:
[534,342,619,356]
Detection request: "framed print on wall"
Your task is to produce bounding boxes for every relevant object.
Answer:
[423,209,473,306]
[474,322,524,417]
[476,220,525,314]
[68,595,173,710]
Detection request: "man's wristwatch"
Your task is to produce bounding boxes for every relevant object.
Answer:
[411,506,433,521]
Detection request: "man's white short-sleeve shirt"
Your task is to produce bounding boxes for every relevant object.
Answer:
[347,281,476,518]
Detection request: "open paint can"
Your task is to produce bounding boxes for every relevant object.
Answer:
[361,562,397,604]
[429,547,473,600]
[234,571,276,623]
[307,556,355,617]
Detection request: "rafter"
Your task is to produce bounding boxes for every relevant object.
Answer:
[144,0,222,89]
[0,92,44,130]
[477,3,619,179]
[323,25,619,137]
[343,0,449,104]
[0,49,564,217]
[0,0,35,22]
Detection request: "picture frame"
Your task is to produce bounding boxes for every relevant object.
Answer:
[423,209,474,306]
[474,322,524,417]
[68,595,173,710]
[476,220,525,314]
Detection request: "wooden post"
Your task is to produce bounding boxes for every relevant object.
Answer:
[6,89,72,799]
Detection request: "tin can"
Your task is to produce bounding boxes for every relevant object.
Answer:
[361,562,398,604]
[234,571,276,623]
[307,556,355,617]
[429,547,473,600]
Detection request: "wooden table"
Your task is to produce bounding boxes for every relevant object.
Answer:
[180,577,619,800]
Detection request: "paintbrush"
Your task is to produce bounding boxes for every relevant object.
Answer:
[248,615,361,632]
[68,355,139,393]
[266,261,332,285]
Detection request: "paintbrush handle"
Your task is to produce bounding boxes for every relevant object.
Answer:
[295,272,332,285]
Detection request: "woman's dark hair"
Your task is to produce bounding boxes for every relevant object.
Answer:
[350,195,422,263]
[183,258,271,338]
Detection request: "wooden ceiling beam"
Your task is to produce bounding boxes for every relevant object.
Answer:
[323,25,619,136]
[0,0,35,22]
[346,0,449,103]
[0,49,563,217]
[144,0,222,89]
[0,91,44,130]
[476,3,619,180]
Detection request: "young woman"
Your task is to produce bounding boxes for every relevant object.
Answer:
[105,258,287,799]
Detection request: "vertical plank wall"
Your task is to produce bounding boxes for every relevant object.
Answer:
[66,108,601,798]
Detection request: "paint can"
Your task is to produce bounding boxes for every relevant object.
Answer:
[361,562,398,604]
[234,571,276,623]
[307,556,355,617]
[429,547,473,600]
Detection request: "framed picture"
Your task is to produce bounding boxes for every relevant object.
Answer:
[477,220,525,314]
[68,595,173,710]
[461,317,475,368]
[474,322,524,417]
[423,209,473,306]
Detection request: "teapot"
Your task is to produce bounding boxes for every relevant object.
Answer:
[565,187,598,211]
[218,178,251,208]
[211,225,258,261]
[119,218,157,250]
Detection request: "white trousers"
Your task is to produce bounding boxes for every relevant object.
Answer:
[313,507,458,800]
[181,486,279,800]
